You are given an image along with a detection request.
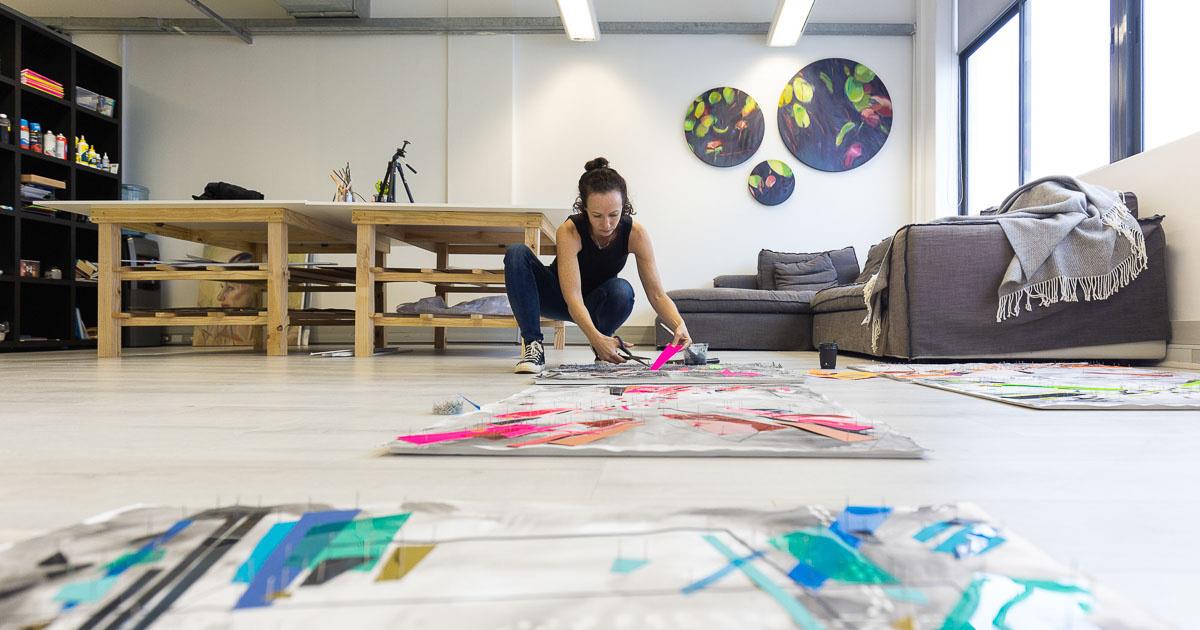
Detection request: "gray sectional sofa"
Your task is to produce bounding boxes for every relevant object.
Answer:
[659,199,1170,361]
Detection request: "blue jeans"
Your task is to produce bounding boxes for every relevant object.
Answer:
[503,244,635,343]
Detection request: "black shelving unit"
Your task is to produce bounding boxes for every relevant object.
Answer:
[1,4,121,352]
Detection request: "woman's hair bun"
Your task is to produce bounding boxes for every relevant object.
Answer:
[584,157,610,172]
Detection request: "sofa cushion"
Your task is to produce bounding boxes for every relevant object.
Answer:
[811,283,867,313]
[774,255,838,292]
[758,246,859,290]
[713,274,759,289]
[854,236,893,284]
[669,288,816,314]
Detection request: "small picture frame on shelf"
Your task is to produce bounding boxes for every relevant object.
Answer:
[19,259,41,278]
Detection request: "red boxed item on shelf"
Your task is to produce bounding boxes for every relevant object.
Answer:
[20,69,65,98]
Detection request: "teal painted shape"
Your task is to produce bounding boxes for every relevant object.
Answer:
[54,575,118,605]
[234,521,297,583]
[883,586,929,604]
[611,557,650,574]
[308,513,411,572]
[770,528,896,585]
[702,535,825,630]
[940,574,1093,630]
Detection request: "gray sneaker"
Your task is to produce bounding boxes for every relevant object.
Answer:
[514,339,545,374]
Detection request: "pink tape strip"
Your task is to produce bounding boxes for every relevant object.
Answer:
[650,345,683,371]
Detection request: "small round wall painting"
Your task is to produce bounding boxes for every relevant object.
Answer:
[777,58,892,172]
[683,86,765,167]
[747,160,795,206]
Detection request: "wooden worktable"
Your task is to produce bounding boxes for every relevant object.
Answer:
[42,201,570,359]
[334,202,570,358]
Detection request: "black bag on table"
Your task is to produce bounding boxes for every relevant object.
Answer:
[192,181,265,200]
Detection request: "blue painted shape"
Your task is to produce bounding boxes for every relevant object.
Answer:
[611,557,649,574]
[681,550,764,595]
[105,518,192,577]
[913,520,954,543]
[835,506,892,535]
[234,521,297,584]
[55,575,119,605]
[786,562,828,589]
[828,521,860,548]
[234,510,359,609]
[933,525,1005,559]
[701,535,825,630]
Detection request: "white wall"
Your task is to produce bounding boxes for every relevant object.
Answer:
[1082,131,1200,361]
[513,34,912,324]
[123,34,450,309]
[118,29,913,327]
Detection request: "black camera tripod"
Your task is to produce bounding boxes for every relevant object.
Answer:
[380,140,417,203]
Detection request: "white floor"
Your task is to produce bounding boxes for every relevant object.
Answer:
[0,345,1195,626]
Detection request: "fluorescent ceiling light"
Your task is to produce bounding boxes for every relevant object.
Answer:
[556,0,599,42]
[767,0,816,47]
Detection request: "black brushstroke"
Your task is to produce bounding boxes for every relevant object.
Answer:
[129,511,266,629]
[301,556,370,587]
[79,568,162,630]
[95,514,245,630]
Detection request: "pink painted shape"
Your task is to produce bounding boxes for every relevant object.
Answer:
[493,408,571,420]
[650,345,684,371]
[398,422,566,445]
[719,369,763,377]
[396,429,479,445]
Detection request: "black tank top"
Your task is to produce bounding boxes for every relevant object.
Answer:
[552,213,633,296]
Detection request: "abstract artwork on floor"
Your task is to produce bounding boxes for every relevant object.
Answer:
[684,86,765,167]
[853,362,1200,410]
[535,362,803,385]
[390,383,924,458]
[748,160,796,206]
[0,502,1160,628]
[777,58,892,172]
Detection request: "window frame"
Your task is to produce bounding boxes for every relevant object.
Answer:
[958,0,1144,215]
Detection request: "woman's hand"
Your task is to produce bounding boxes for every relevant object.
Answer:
[670,322,692,349]
[592,335,629,364]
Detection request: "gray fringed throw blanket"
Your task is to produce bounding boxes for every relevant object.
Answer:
[862,176,1147,353]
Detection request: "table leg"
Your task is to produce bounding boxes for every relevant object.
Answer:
[266,221,289,356]
[96,223,122,358]
[434,242,449,349]
[524,227,541,255]
[355,224,377,358]
[374,250,387,350]
[251,243,267,351]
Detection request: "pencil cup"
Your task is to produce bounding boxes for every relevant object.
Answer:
[818,342,838,369]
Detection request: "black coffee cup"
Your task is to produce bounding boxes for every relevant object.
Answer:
[818,342,838,369]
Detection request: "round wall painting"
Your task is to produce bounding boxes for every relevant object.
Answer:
[683,86,764,167]
[748,160,795,206]
[777,58,892,172]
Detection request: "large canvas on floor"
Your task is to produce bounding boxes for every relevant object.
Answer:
[854,362,1200,410]
[0,502,1161,629]
[389,383,925,458]
[535,362,803,385]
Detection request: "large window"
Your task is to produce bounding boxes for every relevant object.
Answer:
[964,16,1019,214]
[960,1,1139,214]
[1144,2,1200,151]
[1028,0,1110,179]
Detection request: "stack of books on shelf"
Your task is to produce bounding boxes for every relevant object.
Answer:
[75,259,98,281]
[20,69,64,98]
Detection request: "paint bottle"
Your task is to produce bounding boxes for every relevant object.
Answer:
[56,133,67,159]
[30,122,41,153]
[43,129,56,157]
[101,153,109,170]
[19,119,28,149]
